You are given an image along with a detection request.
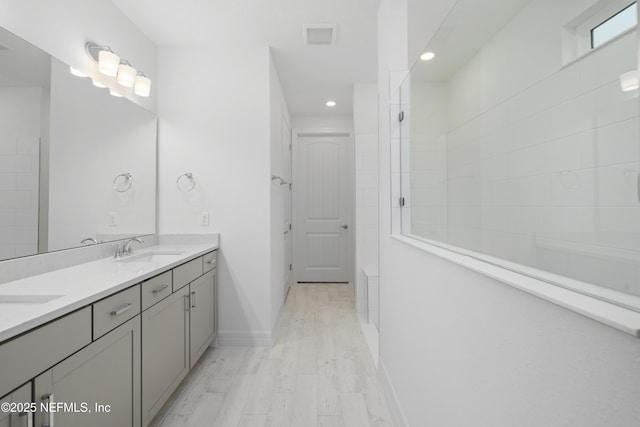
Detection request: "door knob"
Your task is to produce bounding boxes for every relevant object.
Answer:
[340,225,348,229]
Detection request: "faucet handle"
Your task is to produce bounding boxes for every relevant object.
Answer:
[113,241,123,259]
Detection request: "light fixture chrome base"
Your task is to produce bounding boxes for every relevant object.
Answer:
[85,42,104,62]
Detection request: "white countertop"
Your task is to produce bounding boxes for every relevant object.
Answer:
[0,241,218,343]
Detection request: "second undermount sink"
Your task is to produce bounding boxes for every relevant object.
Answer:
[117,251,185,263]
[0,294,63,304]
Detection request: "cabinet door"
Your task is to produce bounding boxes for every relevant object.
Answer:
[34,316,141,427]
[0,382,32,427]
[189,269,216,368]
[142,286,190,426]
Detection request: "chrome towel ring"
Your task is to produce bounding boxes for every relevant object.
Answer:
[177,172,196,192]
[113,173,133,192]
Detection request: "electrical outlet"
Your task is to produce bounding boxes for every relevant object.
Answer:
[108,211,118,227]
[200,211,209,226]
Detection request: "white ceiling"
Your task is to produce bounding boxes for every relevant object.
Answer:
[111,0,380,117]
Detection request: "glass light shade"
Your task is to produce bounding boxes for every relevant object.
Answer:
[134,75,151,97]
[620,70,639,92]
[98,50,120,76]
[92,79,107,88]
[117,63,137,87]
[69,66,87,77]
[326,100,336,107]
[109,89,123,97]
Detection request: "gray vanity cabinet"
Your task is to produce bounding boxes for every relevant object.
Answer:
[33,316,141,427]
[189,269,216,368]
[141,286,190,426]
[142,250,217,426]
[0,383,31,427]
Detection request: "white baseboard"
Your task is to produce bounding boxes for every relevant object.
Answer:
[378,357,410,427]
[216,331,273,347]
[270,296,285,345]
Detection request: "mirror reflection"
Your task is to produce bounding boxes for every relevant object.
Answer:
[0,26,157,261]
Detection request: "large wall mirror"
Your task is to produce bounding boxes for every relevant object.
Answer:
[399,0,640,310]
[0,26,157,262]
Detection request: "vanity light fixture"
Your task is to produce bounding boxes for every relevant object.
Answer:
[326,100,337,107]
[69,66,87,78]
[420,51,435,61]
[92,79,107,88]
[85,41,152,97]
[620,70,639,92]
[109,89,123,98]
[117,61,137,87]
[134,73,151,97]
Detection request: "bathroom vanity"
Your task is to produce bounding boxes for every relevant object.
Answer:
[0,239,218,427]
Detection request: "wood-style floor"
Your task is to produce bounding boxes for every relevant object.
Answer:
[150,283,392,427]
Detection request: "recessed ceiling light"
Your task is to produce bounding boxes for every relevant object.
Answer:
[326,100,336,107]
[420,51,435,61]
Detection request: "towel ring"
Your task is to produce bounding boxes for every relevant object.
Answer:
[177,172,196,192]
[113,173,133,192]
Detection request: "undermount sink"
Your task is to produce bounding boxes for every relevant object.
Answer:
[0,294,63,304]
[117,251,185,263]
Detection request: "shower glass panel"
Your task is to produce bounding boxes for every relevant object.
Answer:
[399,0,640,310]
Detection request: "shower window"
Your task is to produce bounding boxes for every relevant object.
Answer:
[591,2,637,49]
[399,0,640,311]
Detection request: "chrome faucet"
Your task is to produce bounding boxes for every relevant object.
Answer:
[114,237,143,258]
[123,237,143,255]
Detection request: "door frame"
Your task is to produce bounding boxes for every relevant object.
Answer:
[292,128,355,284]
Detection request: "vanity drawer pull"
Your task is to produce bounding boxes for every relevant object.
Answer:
[110,303,133,317]
[41,393,54,427]
[206,260,215,264]
[152,284,169,295]
[19,410,33,427]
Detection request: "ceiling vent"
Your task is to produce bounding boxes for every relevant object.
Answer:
[303,24,337,45]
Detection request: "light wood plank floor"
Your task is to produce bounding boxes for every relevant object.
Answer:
[150,283,392,427]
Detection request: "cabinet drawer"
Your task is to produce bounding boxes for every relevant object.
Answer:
[0,307,91,397]
[141,271,173,311]
[203,250,217,273]
[173,257,202,291]
[93,285,141,339]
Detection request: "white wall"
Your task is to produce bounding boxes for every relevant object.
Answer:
[0,0,157,112]
[0,87,42,259]
[157,46,278,345]
[378,0,640,425]
[353,84,379,320]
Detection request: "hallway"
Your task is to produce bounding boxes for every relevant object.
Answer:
[150,283,392,426]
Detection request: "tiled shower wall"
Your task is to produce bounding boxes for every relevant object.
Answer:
[0,87,42,260]
[409,82,448,241]
[409,0,640,295]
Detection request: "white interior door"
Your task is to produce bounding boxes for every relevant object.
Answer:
[294,131,354,283]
